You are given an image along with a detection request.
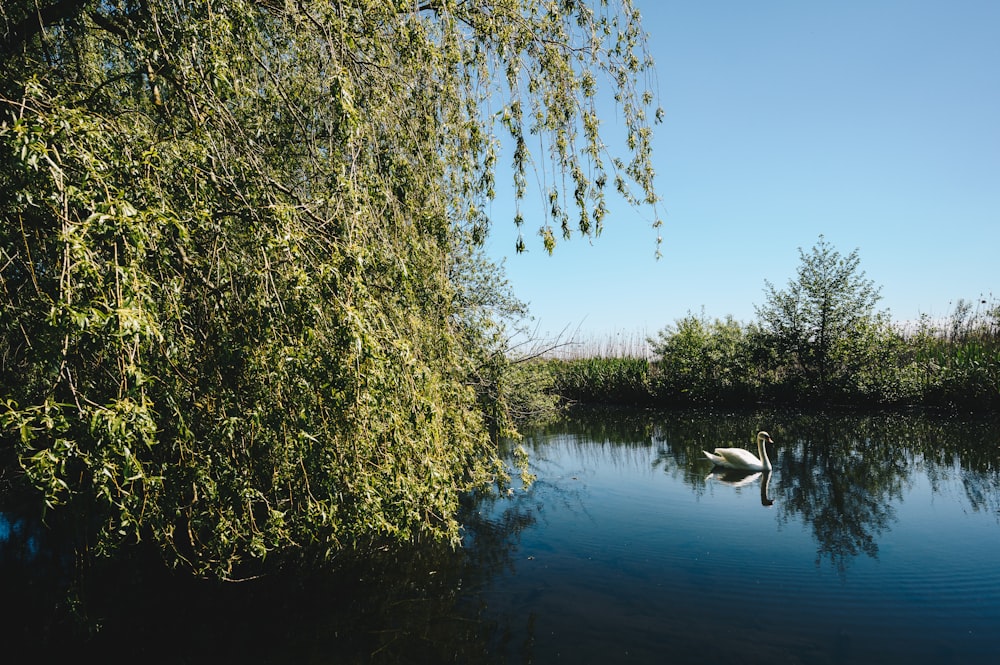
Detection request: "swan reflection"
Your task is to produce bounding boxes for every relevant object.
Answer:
[705,468,774,506]
[706,468,760,487]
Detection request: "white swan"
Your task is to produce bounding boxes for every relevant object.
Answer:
[703,431,773,471]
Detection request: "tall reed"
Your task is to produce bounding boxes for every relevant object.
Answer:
[548,357,655,405]
[544,329,653,360]
[895,297,1000,408]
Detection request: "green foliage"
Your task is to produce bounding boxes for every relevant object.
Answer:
[0,78,500,575]
[495,359,563,429]
[648,312,760,403]
[901,300,1000,409]
[0,0,662,578]
[445,241,561,438]
[755,235,884,400]
[542,245,997,411]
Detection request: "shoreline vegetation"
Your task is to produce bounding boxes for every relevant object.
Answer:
[506,296,1000,419]
[502,239,997,420]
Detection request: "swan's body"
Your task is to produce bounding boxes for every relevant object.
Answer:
[703,431,773,471]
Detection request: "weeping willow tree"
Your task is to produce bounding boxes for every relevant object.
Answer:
[0,0,661,578]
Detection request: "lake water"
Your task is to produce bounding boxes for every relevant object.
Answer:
[4,407,1000,664]
[469,408,1000,664]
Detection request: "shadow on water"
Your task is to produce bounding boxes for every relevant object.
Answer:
[0,482,537,664]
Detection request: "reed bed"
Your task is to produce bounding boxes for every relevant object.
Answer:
[541,329,653,360]
[547,356,655,406]
[525,297,1000,411]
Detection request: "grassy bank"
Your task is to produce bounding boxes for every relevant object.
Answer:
[522,301,1000,412]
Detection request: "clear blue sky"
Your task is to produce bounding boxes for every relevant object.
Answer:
[484,0,1000,341]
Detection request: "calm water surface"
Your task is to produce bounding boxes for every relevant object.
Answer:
[469,408,1000,664]
[3,407,1000,664]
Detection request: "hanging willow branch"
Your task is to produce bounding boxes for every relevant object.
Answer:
[0,0,662,578]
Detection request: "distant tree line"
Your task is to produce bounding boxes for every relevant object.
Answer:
[537,237,999,411]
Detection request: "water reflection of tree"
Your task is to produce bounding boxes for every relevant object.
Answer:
[548,406,1000,571]
[0,482,539,664]
[649,407,910,570]
[910,415,1000,519]
[772,414,909,570]
[525,405,659,445]
[646,407,788,497]
[519,406,661,485]
[655,409,912,571]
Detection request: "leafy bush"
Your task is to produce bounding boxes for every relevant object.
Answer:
[648,313,760,404]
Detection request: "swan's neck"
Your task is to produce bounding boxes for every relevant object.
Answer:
[760,470,774,506]
[757,437,772,470]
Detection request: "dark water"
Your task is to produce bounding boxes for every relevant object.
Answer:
[4,407,1000,664]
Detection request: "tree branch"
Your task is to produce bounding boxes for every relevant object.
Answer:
[1,0,88,59]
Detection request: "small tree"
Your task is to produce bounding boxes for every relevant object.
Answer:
[755,236,884,400]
